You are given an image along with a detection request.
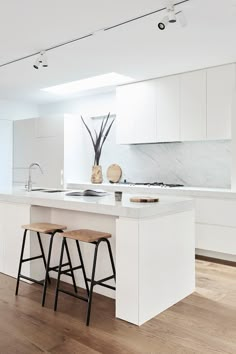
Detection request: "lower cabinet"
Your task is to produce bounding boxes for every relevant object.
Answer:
[195,197,236,258]
[196,223,236,255]
[0,202,31,277]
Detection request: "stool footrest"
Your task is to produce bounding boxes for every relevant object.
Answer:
[61,265,82,276]
[58,288,88,302]
[22,255,43,263]
[87,275,116,290]
[19,275,44,286]
[49,263,70,272]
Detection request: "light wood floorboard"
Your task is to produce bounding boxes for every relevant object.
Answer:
[0,260,235,353]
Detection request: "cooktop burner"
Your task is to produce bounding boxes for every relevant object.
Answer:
[121,181,184,188]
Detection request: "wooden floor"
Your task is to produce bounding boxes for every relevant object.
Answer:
[0,260,235,353]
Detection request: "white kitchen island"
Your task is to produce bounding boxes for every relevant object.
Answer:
[0,188,195,325]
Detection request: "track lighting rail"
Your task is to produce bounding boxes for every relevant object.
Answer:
[0,0,189,69]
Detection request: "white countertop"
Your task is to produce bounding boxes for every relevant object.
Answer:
[67,182,236,199]
[0,187,194,219]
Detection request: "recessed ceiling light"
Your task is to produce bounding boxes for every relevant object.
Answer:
[41,72,134,95]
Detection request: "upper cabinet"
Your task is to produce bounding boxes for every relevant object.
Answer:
[116,63,235,144]
[116,76,180,144]
[116,81,157,144]
[207,64,235,140]
[156,76,180,142]
[180,70,207,141]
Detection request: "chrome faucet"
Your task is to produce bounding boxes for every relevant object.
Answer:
[26,163,43,192]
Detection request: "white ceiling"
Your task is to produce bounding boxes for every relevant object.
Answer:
[0,0,236,103]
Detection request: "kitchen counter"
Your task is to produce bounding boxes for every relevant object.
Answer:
[0,187,195,326]
[67,182,236,199]
[0,187,194,219]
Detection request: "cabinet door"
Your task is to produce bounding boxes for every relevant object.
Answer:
[156,76,180,142]
[116,81,157,144]
[207,64,235,140]
[0,120,12,190]
[180,70,207,141]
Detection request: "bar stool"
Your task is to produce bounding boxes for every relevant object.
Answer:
[54,229,116,326]
[15,222,78,307]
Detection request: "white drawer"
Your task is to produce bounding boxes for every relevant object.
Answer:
[195,198,236,227]
[196,223,236,255]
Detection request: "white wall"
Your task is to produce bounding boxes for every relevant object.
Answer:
[38,91,116,118]
[0,99,38,120]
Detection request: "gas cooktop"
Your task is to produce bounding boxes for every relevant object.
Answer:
[121,181,184,188]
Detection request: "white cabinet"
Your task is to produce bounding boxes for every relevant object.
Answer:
[156,76,180,142]
[180,70,207,141]
[116,81,157,144]
[116,63,235,144]
[207,64,235,140]
[0,120,12,190]
[116,76,180,144]
[0,202,31,277]
[13,116,64,188]
[195,197,236,256]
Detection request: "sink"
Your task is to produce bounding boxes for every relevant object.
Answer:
[29,189,66,193]
[41,190,66,193]
[30,188,47,191]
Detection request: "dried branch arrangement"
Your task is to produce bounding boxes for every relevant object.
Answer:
[81,113,115,165]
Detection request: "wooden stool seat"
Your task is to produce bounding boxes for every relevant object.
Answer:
[61,229,111,243]
[22,223,67,234]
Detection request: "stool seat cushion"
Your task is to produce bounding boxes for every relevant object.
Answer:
[22,223,67,234]
[61,229,111,243]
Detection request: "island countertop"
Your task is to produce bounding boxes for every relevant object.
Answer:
[0,188,194,219]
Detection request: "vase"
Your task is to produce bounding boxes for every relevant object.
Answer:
[91,165,103,184]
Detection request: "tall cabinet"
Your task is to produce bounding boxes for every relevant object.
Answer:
[0,120,12,190]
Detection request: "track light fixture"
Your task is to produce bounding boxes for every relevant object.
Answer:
[33,51,48,69]
[158,3,187,30]
[0,0,190,69]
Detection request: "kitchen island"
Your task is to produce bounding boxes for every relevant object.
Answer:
[0,188,195,325]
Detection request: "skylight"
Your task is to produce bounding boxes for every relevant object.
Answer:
[41,72,133,95]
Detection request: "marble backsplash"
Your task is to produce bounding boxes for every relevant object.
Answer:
[100,131,231,188]
[66,117,231,188]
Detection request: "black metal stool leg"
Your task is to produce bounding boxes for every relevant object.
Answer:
[42,232,55,307]
[86,241,100,326]
[64,238,77,293]
[104,239,116,282]
[76,240,90,297]
[15,229,28,296]
[54,238,65,311]
[37,232,51,284]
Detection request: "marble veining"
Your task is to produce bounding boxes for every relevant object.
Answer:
[99,126,231,188]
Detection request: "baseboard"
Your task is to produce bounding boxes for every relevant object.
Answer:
[195,254,236,267]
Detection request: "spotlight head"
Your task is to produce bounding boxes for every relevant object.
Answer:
[168,8,176,23]
[41,52,48,68]
[33,57,40,69]
[33,51,48,69]
[158,16,169,30]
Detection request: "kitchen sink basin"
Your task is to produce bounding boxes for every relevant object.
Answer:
[41,189,66,193]
[29,189,66,193]
[30,188,47,191]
